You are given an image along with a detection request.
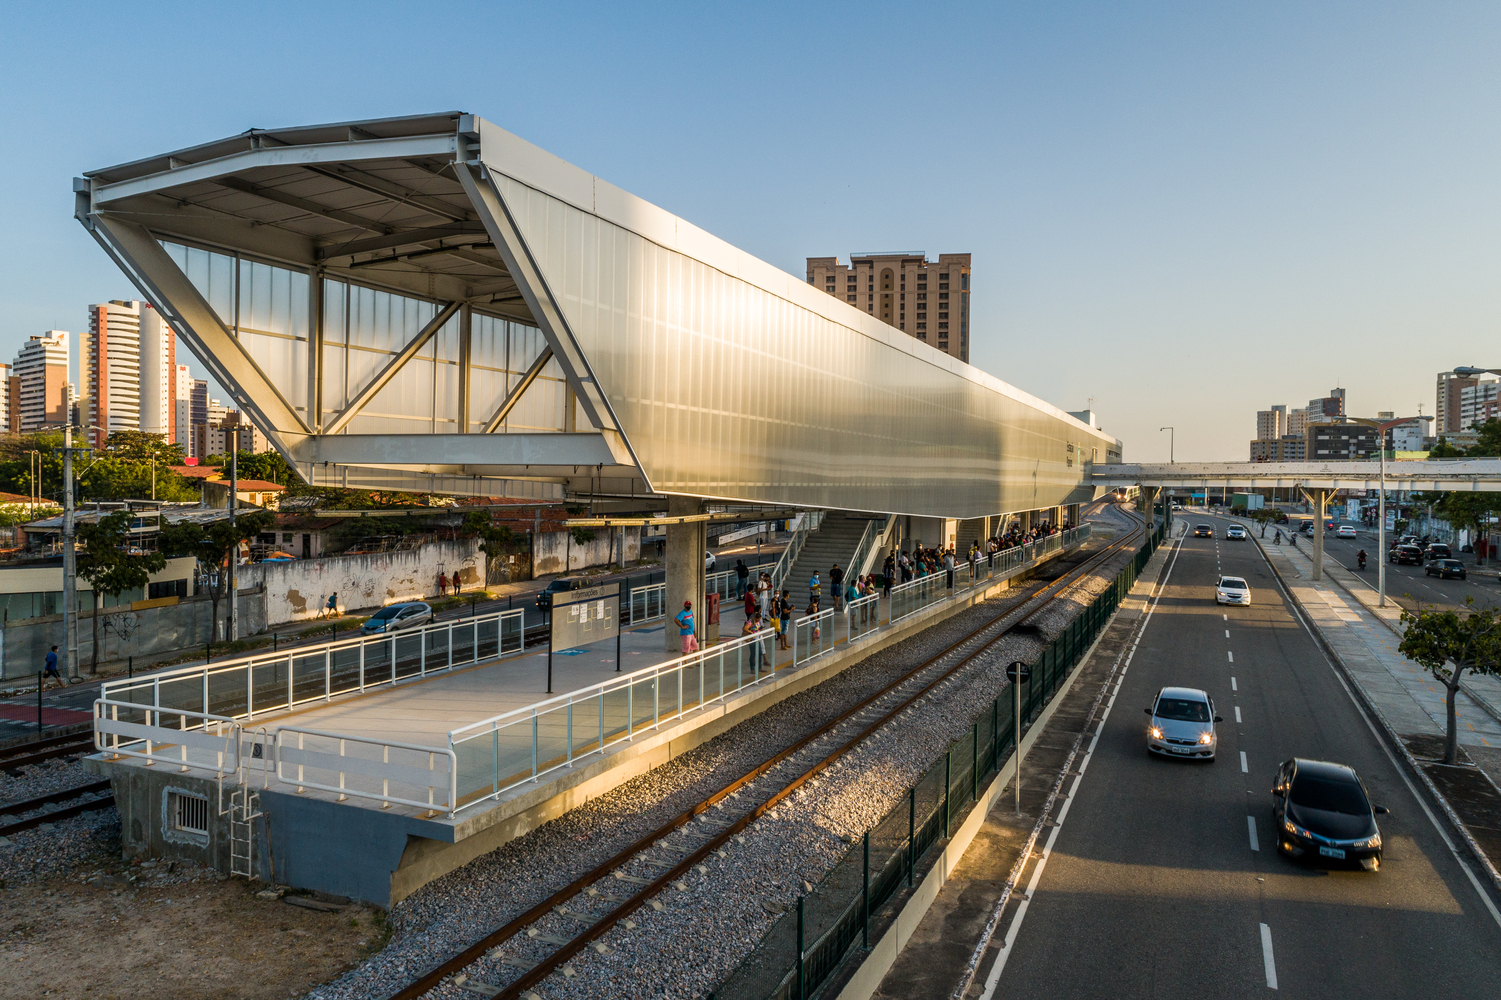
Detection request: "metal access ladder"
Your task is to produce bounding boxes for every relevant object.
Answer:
[219,726,271,880]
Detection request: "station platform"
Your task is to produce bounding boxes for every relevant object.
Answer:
[87,528,1098,907]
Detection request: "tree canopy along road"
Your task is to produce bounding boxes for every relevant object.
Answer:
[980,526,1501,999]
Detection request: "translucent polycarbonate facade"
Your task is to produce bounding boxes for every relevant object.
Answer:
[491,173,1113,518]
[162,241,570,438]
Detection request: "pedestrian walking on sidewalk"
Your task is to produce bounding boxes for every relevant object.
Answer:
[830,564,844,611]
[735,559,749,600]
[437,572,449,597]
[675,601,697,655]
[452,573,462,596]
[42,646,62,690]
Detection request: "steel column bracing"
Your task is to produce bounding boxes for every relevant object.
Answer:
[483,347,552,433]
[321,300,462,435]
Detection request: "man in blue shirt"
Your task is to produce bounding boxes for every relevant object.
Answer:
[43,645,62,689]
[675,601,696,654]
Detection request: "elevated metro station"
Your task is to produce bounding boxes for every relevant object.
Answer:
[74,112,1126,904]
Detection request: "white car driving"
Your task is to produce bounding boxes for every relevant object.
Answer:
[1145,686,1222,760]
[1226,524,1247,540]
[1216,576,1251,606]
[1336,525,1358,539]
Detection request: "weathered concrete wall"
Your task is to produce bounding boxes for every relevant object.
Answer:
[0,591,267,680]
[531,528,641,576]
[241,539,485,625]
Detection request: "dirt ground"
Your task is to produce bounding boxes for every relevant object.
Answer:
[0,860,384,1000]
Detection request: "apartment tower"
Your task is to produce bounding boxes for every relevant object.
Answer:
[13,331,71,431]
[806,253,972,362]
[1437,372,1480,434]
[86,300,178,447]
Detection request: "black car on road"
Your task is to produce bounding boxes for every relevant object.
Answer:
[1389,544,1423,565]
[1426,558,1468,580]
[535,577,586,612]
[1271,757,1387,870]
[1193,524,1213,538]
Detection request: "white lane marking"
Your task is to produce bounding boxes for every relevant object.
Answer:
[1260,923,1279,989]
[972,530,1185,1000]
[1223,614,1228,621]
[1228,650,1235,663]
[1259,538,1501,932]
[1225,629,1231,638]
[1247,816,1260,851]
[1231,677,1238,691]
[1235,706,1242,723]
[1240,751,1249,773]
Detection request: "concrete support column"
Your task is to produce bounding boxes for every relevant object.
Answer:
[1311,488,1327,582]
[1020,510,1033,533]
[1141,486,1157,528]
[1067,503,1080,528]
[665,497,706,653]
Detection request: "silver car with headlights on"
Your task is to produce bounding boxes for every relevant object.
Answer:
[1216,576,1251,606]
[1145,686,1222,760]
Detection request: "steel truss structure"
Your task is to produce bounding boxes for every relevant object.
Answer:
[76,112,1118,517]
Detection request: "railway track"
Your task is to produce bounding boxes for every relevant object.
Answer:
[0,780,114,837]
[0,732,94,772]
[389,504,1146,1000]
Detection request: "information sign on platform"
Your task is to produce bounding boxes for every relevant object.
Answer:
[551,582,620,650]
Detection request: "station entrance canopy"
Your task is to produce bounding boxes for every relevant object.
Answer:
[75,112,1118,518]
[1094,461,1501,493]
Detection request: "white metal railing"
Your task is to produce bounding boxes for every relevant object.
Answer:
[629,583,667,624]
[94,700,240,774]
[791,607,836,666]
[276,726,456,814]
[96,608,527,723]
[845,591,882,642]
[447,627,776,813]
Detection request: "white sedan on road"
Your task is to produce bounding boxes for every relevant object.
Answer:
[1336,525,1358,539]
[1226,524,1247,540]
[1216,576,1251,606]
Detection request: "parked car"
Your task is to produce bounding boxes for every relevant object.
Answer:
[1144,687,1221,760]
[705,549,717,571]
[361,602,434,634]
[1194,524,1213,538]
[1226,524,1247,540]
[535,578,586,612]
[1216,576,1251,606]
[1336,525,1358,539]
[1271,757,1387,870]
[1426,558,1468,580]
[1389,545,1423,566]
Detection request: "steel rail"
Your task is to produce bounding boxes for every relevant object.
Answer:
[389,504,1143,1000]
[1,736,95,771]
[0,780,115,837]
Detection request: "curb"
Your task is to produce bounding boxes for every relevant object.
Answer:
[1249,529,1501,897]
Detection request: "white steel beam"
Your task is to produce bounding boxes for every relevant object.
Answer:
[1093,461,1501,492]
[92,134,459,205]
[482,346,553,433]
[289,432,622,470]
[320,300,462,436]
[81,212,310,443]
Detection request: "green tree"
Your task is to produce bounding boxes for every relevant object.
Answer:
[159,510,276,641]
[1399,600,1501,765]
[1471,418,1501,457]
[76,512,167,672]
[104,430,185,465]
[233,449,294,485]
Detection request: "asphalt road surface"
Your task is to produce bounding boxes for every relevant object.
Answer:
[986,525,1501,998]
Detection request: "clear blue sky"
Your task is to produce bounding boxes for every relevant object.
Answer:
[1,1,1497,461]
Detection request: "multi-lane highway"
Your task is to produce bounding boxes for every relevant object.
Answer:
[985,524,1501,997]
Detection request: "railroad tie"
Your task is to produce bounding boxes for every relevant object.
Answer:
[452,974,501,996]
[484,949,535,970]
[612,871,652,885]
[524,929,572,946]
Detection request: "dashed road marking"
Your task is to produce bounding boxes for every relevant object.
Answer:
[1231,677,1238,691]
[1240,751,1248,773]
[1260,923,1279,989]
[1247,816,1259,851]
[1228,651,1234,663]
[1235,706,1242,723]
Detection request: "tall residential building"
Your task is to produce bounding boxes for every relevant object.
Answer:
[13,330,71,431]
[1287,407,1308,437]
[1459,380,1500,431]
[1436,372,1479,434]
[805,253,972,362]
[0,363,12,434]
[1255,405,1287,440]
[86,300,180,448]
[193,412,267,459]
[190,379,208,428]
[208,398,228,425]
[174,365,194,456]
[1306,388,1346,424]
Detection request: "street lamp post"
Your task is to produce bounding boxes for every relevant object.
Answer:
[1160,426,1175,464]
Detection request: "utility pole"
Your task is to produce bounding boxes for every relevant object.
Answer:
[229,442,238,641]
[1378,446,1387,607]
[62,426,77,681]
